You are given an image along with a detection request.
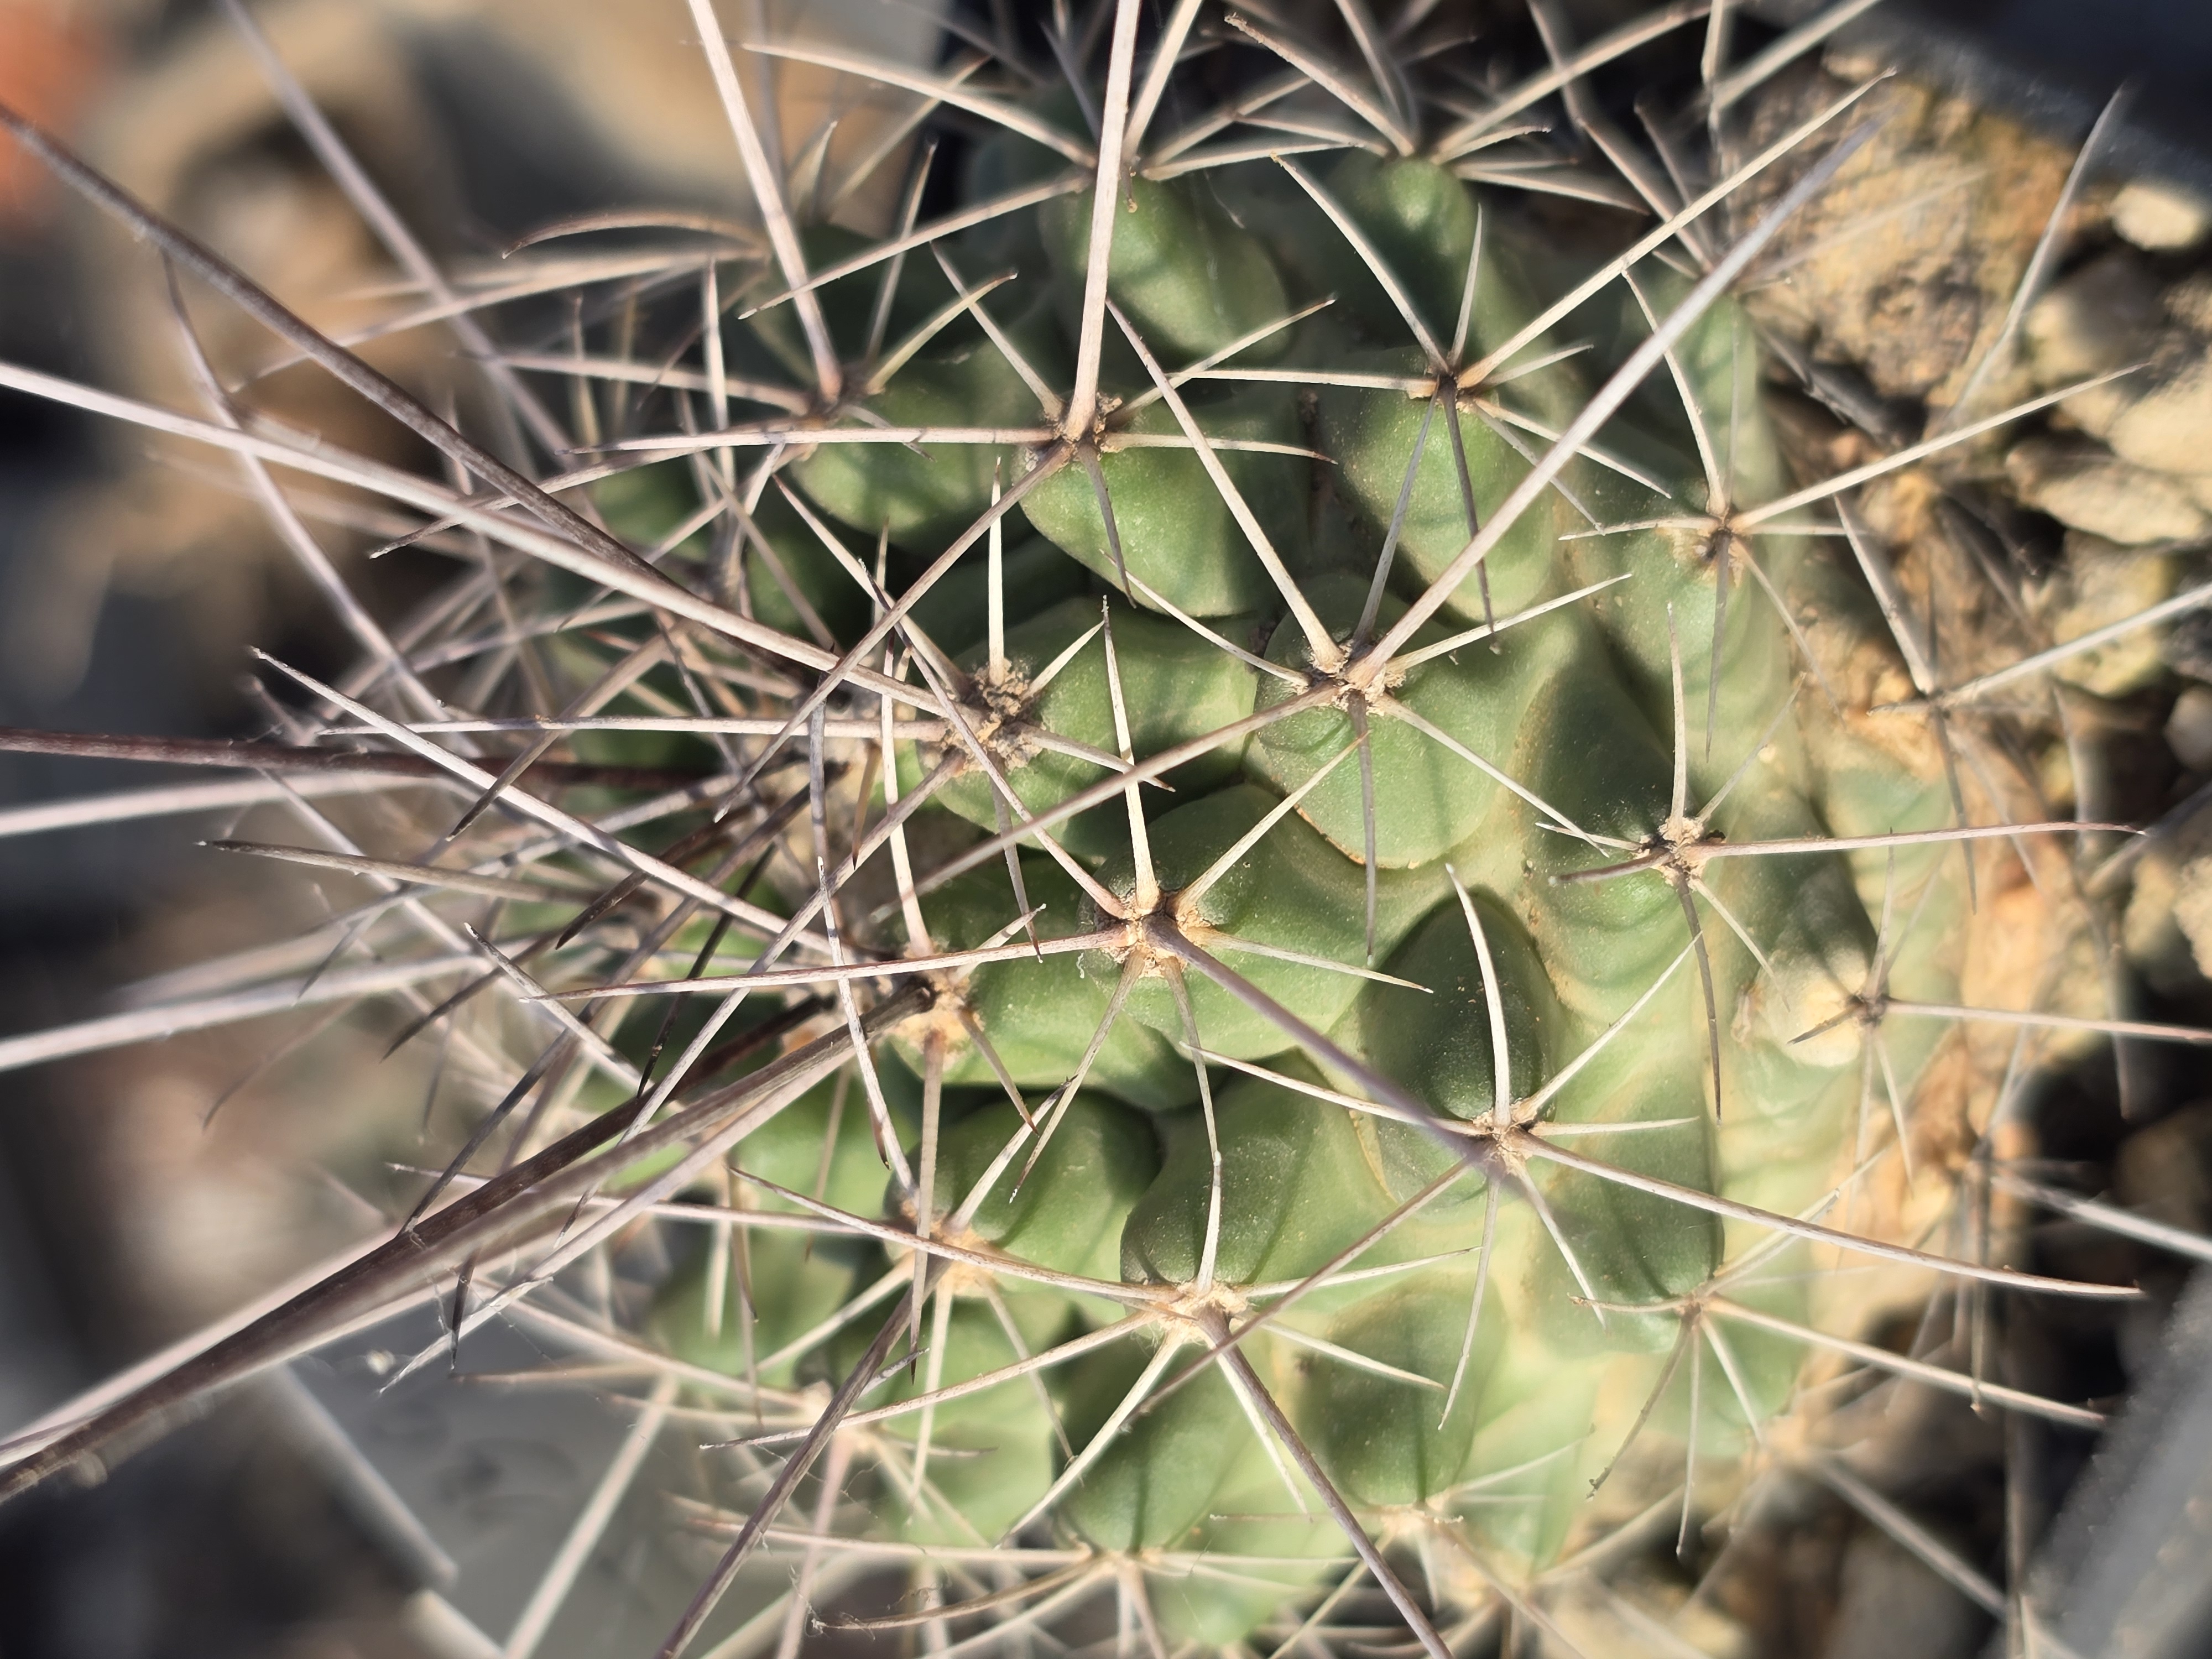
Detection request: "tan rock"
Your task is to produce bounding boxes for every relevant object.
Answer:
[2170,685,2212,771]
[2107,353,2212,478]
[2027,532,2179,695]
[2111,178,2212,252]
[2073,279,2212,478]
[2167,275,2212,334]
[2124,801,2212,993]
[2023,249,2163,438]
[2006,439,2211,545]
[1738,71,2071,410]
[2024,263,2212,479]
[2178,865,2212,983]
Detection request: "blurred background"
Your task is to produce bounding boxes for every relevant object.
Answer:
[3,2,2212,1656]
[0,3,937,1652]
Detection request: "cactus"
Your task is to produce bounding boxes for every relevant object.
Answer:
[3,4,2210,1656]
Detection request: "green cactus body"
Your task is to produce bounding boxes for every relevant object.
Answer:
[20,12,2117,1656]
[603,93,1974,1644]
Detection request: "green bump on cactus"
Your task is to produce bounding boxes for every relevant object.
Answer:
[1298,1280,1498,1506]
[1345,891,1556,1204]
[833,1295,1063,1543]
[786,329,1041,545]
[908,854,1194,1109]
[1120,1067,1394,1288]
[1514,653,1691,1014]
[1091,783,1443,1057]
[1019,385,1307,614]
[917,594,1259,857]
[930,1093,1159,1285]
[1319,362,1575,623]
[1523,1056,1721,1355]
[1040,173,1293,366]
[905,533,1091,656]
[1248,571,1576,867]
[1058,1341,1248,1552]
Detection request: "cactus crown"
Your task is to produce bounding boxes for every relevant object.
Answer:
[0,3,2202,1656]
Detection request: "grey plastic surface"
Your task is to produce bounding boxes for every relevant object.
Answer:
[2031,1270,2212,1659]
